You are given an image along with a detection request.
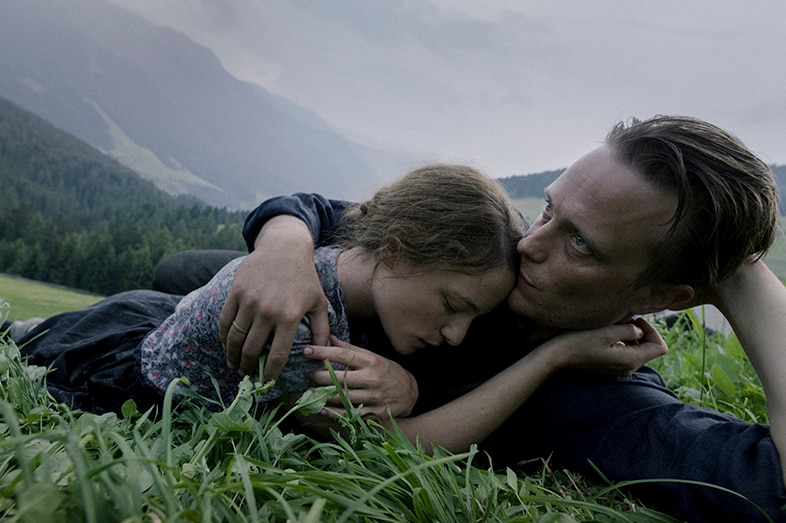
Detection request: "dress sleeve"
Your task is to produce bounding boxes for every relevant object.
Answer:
[242,193,352,252]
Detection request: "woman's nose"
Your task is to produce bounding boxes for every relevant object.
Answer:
[441,318,473,347]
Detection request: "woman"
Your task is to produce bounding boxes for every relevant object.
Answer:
[14,163,666,454]
[15,164,521,416]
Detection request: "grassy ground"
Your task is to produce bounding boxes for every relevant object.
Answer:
[0,273,103,321]
[0,237,779,520]
[0,332,682,522]
[0,301,772,521]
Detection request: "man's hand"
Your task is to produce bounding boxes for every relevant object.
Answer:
[304,336,419,418]
[219,216,330,379]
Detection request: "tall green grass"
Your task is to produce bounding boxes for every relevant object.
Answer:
[0,304,771,522]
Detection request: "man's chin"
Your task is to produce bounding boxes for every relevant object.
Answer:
[505,288,530,316]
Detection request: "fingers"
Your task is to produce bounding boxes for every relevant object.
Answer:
[218,293,238,349]
[304,337,418,417]
[261,323,299,381]
[304,338,367,370]
[603,319,668,375]
[308,306,331,347]
[220,296,247,370]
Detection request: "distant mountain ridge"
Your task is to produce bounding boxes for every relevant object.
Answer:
[0,95,247,294]
[0,96,200,223]
[1,0,783,211]
[0,0,393,210]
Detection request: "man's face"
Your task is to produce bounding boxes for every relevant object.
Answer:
[506,145,678,329]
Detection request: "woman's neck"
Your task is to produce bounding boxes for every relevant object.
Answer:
[336,247,377,319]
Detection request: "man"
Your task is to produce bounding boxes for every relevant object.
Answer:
[154,116,785,521]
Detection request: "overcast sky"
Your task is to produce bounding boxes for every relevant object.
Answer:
[107,0,786,178]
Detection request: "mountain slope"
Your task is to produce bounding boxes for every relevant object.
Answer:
[0,96,201,222]
[0,95,247,294]
[0,0,390,210]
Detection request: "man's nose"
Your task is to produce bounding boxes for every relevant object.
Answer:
[518,226,548,263]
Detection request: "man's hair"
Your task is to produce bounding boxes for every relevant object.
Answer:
[607,115,780,289]
[339,163,523,274]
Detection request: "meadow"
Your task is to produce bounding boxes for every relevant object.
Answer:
[0,273,775,521]
[0,273,102,321]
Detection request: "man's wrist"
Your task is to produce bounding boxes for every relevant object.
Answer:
[254,215,314,250]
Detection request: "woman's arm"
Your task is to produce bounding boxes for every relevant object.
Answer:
[305,319,667,454]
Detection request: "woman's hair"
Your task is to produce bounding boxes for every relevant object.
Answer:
[338,164,523,274]
[607,115,780,288]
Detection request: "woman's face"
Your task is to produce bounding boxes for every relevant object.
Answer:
[370,262,514,355]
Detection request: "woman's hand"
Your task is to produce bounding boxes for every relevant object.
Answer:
[545,317,668,377]
[304,336,419,418]
[219,216,331,379]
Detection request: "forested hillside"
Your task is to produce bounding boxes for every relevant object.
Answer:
[0,97,247,295]
[0,1,389,209]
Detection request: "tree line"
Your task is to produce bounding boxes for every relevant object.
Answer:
[0,202,246,295]
[0,96,247,295]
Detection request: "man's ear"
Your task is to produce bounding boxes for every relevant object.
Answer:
[632,284,696,315]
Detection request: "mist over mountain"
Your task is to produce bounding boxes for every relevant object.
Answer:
[0,0,397,210]
[2,0,783,212]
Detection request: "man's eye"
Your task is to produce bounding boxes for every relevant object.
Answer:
[572,234,592,254]
[444,299,457,314]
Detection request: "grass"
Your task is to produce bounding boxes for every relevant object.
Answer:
[0,260,778,521]
[0,336,681,522]
[0,274,102,321]
[0,299,773,522]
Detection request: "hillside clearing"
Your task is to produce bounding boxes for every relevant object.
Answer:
[0,273,102,321]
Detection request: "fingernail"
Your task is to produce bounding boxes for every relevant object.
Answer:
[304,346,313,356]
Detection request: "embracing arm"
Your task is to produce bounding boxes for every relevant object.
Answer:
[708,259,786,484]
[219,193,351,379]
[241,193,350,251]
[392,318,666,453]
[307,319,666,454]
[219,216,324,377]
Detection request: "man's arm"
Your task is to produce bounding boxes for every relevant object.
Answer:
[220,193,350,379]
[219,216,328,376]
[241,193,350,251]
[709,259,786,485]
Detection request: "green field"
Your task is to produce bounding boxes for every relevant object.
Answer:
[0,273,103,321]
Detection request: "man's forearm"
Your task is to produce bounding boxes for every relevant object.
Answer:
[242,193,351,251]
[712,260,786,483]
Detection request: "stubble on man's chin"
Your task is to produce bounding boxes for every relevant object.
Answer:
[507,295,626,333]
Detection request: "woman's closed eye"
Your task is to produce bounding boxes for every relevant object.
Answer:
[443,298,458,314]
